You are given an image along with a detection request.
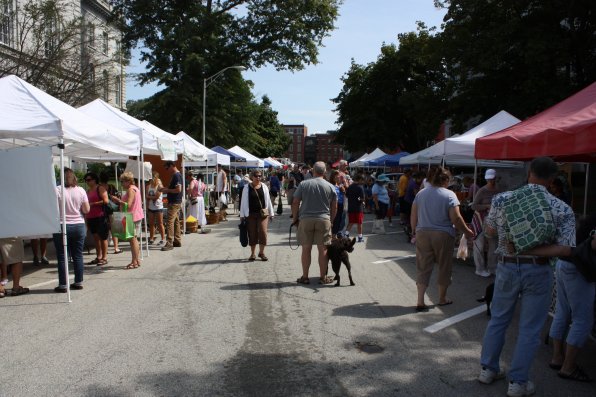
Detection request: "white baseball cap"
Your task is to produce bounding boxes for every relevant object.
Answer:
[485,169,496,180]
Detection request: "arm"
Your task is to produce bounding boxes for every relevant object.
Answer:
[98,186,109,205]
[291,198,300,223]
[330,197,338,224]
[449,206,474,239]
[410,202,418,233]
[81,200,90,214]
[471,189,489,212]
[125,187,135,209]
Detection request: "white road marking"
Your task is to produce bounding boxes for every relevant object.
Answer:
[423,305,486,333]
[372,254,416,264]
[27,276,74,289]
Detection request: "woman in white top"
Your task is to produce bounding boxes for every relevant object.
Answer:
[146,172,165,245]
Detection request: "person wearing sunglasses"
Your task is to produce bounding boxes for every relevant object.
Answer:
[239,170,274,261]
[84,172,109,267]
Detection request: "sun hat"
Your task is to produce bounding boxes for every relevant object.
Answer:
[376,174,390,183]
[485,169,496,180]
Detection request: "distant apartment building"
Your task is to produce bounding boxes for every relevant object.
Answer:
[0,0,126,108]
[314,131,345,164]
[283,124,308,163]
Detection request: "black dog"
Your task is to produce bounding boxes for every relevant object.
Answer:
[327,237,356,286]
[476,282,494,316]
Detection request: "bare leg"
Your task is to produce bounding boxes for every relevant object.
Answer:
[438,284,449,304]
[1,262,7,281]
[100,239,108,261]
[560,344,582,375]
[301,244,312,278]
[357,223,363,235]
[130,238,140,266]
[551,338,565,367]
[157,212,165,240]
[317,244,328,279]
[346,223,353,235]
[258,244,265,256]
[93,234,101,260]
[31,239,40,260]
[250,245,256,257]
[10,262,23,289]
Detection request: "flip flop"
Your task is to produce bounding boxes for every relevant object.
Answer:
[438,300,454,306]
[113,249,123,254]
[558,367,593,382]
[296,276,310,284]
[10,286,30,296]
[549,363,563,370]
[415,305,429,312]
[319,276,334,284]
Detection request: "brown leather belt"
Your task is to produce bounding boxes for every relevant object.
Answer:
[501,256,549,265]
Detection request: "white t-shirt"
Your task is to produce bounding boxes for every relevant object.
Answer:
[217,171,227,192]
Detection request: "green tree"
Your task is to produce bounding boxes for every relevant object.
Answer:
[112,0,341,146]
[436,0,596,130]
[251,95,290,157]
[333,25,447,153]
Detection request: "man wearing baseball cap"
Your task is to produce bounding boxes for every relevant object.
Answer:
[471,169,501,277]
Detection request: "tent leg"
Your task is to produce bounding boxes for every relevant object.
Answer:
[182,157,187,234]
[583,163,590,217]
[140,152,148,258]
[59,139,71,303]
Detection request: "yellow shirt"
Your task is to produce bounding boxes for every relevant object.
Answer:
[398,175,409,197]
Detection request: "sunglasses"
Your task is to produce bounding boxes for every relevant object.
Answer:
[254,175,262,178]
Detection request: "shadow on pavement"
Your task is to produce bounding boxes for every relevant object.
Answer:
[332,301,425,318]
[220,281,297,291]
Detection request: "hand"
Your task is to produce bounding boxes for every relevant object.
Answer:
[464,229,475,239]
[292,218,299,226]
[591,235,596,251]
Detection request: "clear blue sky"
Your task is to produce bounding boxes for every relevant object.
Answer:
[126,0,446,135]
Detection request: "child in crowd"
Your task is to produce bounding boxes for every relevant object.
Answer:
[345,174,366,242]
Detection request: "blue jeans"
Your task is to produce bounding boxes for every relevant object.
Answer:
[53,223,86,286]
[480,261,553,383]
[549,259,595,347]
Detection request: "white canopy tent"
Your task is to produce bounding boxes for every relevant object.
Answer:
[264,157,283,168]
[177,131,229,166]
[400,111,524,168]
[228,145,265,168]
[351,148,387,167]
[0,75,141,302]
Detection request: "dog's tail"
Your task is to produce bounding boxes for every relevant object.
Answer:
[477,297,487,303]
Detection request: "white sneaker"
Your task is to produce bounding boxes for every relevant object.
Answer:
[478,366,505,384]
[475,270,491,277]
[507,381,535,397]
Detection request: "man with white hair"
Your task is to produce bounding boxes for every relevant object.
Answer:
[292,161,338,285]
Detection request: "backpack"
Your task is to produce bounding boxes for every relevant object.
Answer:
[504,185,556,254]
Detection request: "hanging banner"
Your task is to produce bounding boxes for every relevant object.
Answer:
[158,137,177,161]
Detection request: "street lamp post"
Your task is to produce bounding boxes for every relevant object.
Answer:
[202,65,246,147]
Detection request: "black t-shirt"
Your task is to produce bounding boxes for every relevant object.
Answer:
[288,172,303,189]
[167,172,183,204]
[248,185,266,214]
[346,184,365,213]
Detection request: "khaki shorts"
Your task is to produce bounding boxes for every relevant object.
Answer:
[297,218,332,246]
[415,230,455,287]
[0,238,24,265]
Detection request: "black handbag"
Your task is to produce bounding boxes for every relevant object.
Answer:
[276,197,283,215]
[238,218,248,247]
[567,237,596,282]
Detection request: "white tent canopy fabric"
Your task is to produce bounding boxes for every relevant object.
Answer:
[264,157,283,168]
[228,145,265,167]
[400,110,523,168]
[351,148,387,167]
[0,75,140,157]
[141,120,184,161]
[177,131,230,166]
[78,99,171,157]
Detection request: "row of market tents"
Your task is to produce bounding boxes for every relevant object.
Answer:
[349,81,596,168]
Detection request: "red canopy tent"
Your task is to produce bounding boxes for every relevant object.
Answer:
[475,82,596,162]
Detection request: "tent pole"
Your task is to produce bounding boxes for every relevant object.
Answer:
[138,157,145,259]
[59,138,71,302]
[583,163,590,217]
[182,156,187,234]
[473,160,478,194]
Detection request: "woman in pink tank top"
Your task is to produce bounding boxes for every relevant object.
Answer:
[111,172,144,269]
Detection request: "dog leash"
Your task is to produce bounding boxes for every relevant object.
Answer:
[289,223,300,251]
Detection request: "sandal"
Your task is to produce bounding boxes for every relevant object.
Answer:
[10,286,30,296]
[98,259,108,266]
[249,255,256,261]
[415,305,429,312]
[113,249,123,254]
[125,263,140,269]
[296,276,310,284]
[319,276,334,284]
[558,367,593,382]
[88,258,101,265]
[258,253,268,261]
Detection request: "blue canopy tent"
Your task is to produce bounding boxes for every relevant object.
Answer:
[366,152,411,167]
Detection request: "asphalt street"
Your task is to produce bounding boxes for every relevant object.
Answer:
[1,206,595,396]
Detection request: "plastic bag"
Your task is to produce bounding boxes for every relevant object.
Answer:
[457,235,468,260]
[111,203,135,240]
[219,193,228,206]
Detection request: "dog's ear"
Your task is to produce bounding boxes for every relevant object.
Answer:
[350,237,356,247]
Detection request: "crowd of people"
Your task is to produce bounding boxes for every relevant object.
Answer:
[1,155,595,394]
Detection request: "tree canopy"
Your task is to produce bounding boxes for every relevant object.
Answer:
[113,0,341,148]
[333,1,596,153]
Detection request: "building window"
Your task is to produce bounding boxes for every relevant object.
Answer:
[115,76,121,108]
[44,16,59,57]
[102,70,109,101]
[0,0,13,46]
[87,22,95,48]
[102,30,109,53]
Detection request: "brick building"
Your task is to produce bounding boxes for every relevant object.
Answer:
[282,124,307,163]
